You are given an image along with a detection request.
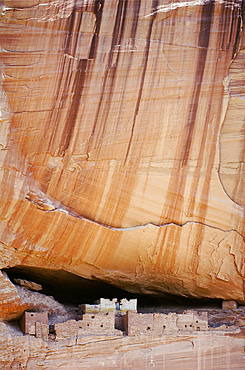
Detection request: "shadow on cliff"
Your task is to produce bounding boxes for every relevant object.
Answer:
[4,266,222,310]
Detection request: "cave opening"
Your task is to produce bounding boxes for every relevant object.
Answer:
[4,266,222,310]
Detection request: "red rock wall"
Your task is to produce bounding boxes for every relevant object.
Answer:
[0,0,244,312]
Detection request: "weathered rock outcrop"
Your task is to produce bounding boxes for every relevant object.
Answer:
[0,0,245,317]
[1,320,245,370]
[0,270,72,321]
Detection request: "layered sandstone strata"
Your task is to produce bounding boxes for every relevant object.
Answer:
[0,319,245,370]
[0,0,245,319]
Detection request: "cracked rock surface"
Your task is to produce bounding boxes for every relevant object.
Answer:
[0,0,245,318]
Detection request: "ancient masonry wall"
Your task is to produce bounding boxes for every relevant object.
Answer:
[19,312,49,341]
[19,312,48,335]
[78,298,137,314]
[54,312,122,341]
[19,310,209,340]
[125,311,208,336]
[19,299,209,341]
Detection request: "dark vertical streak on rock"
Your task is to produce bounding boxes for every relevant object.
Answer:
[88,0,128,149]
[231,0,243,58]
[44,2,83,155]
[59,1,105,155]
[130,0,142,44]
[181,1,215,167]
[67,11,83,58]
[89,0,105,59]
[58,59,88,156]
[220,2,231,50]
[186,0,239,221]
[50,7,84,156]
[228,6,235,49]
[156,3,215,274]
[188,1,244,276]
[49,1,106,156]
[243,280,245,302]
[124,0,158,164]
[188,65,221,274]
[98,0,129,141]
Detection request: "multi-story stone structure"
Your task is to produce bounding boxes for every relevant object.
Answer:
[19,311,49,341]
[19,299,209,341]
[78,298,117,314]
[54,312,122,342]
[176,311,208,331]
[124,310,208,336]
[78,298,137,315]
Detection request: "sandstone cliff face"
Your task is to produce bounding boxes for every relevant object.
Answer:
[1,320,245,370]
[0,0,245,316]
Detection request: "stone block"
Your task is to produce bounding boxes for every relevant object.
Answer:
[35,322,49,341]
[19,312,48,335]
[54,320,80,340]
[115,314,127,331]
[126,311,154,336]
[222,301,238,310]
[80,312,115,332]
[153,312,178,334]
[78,298,117,315]
[192,311,209,331]
[119,299,137,313]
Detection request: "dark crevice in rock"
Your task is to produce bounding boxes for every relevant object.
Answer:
[4,266,142,306]
[4,266,223,310]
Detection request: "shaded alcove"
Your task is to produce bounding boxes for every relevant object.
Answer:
[4,265,222,309]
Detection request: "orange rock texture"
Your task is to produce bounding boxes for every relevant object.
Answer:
[0,0,245,311]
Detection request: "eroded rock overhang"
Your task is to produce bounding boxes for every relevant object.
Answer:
[0,0,244,316]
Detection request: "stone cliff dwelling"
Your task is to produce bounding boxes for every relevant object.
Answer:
[18,298,212,342]
[19,312,49,341]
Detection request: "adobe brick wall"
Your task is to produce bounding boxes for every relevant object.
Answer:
[80,312,115,332]
[193,311,208,331]
[54,312,122,340]
[54,319,82,340]
[78,298,117,314]
[19,312,48,335]
[153,312,178,334]
[126,310,209,336]
[126,311,154,336]
[119,299,137,313]
[35,322,49,341]
[176,311,208,331]
[78,298,137,315]
[177,312,196,331]
[115,314,128,331]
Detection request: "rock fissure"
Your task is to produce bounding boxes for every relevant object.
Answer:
[24,190,245,243]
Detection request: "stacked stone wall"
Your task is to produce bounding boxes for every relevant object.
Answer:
[19,305,209,341]
[78,298,137,314]
[126,312,154,336]
[35,322,49,341]
[19,312,48,335]
[80,312,115,332]
[176,311,208,331]
[126,311,209,336]
[54,312,122,341]
[115,314,128,331]
[153,313,178,334]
